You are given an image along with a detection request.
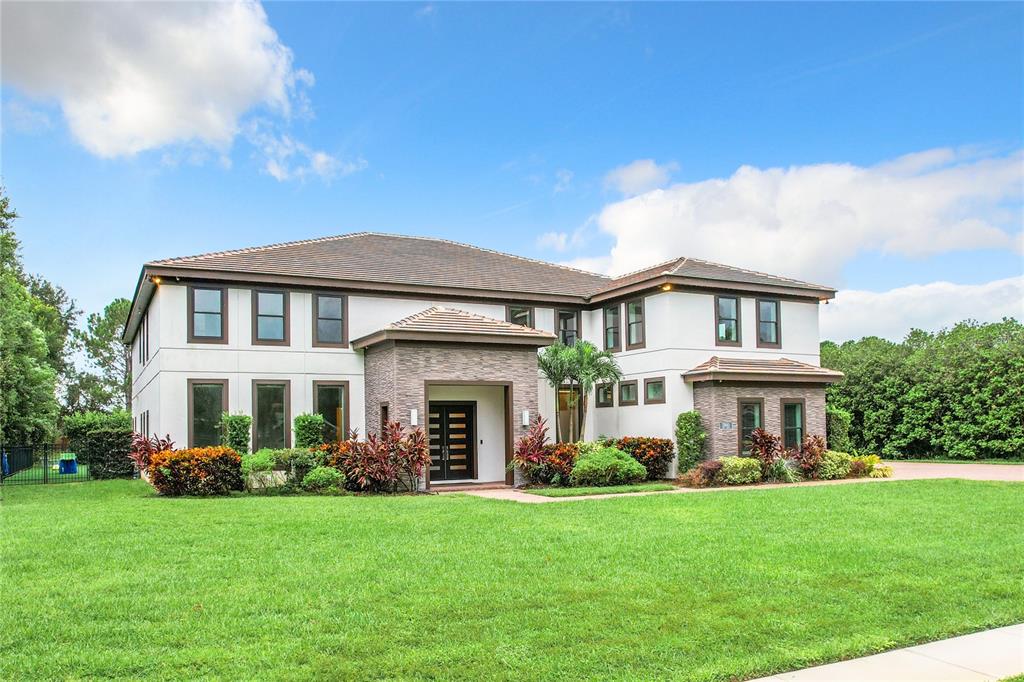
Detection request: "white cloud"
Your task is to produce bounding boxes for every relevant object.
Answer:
[603,159,678,196]
[2,99,52,134]
[537,221,591,253]
[593,147,1022,284]
[821,277,1024,342]
[246,121,366,182]
[553,168,574,193]
[0,0,357,182]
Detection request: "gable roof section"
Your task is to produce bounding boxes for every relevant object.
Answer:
[350,306,557,349]
[149,232,610,299]
[682,356,844,384]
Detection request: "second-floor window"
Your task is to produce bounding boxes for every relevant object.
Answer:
[757,299,781,348]
[626,299,645,349]
[557,310,578,345]
[253,290,289,345]
[603,304,620,351]
[313,294,346,347]
[189,286,227,343]
[716,295,740,346]
[507,306,534,328]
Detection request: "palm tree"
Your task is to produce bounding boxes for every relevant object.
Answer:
[569,340,622,441]
[537,342,573,442]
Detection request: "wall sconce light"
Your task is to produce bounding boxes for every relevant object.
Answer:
[151,276,162,285]
[661,283,672,291]
[522,410,530,426]
[410,409,418,426]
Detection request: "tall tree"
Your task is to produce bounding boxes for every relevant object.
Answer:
[569,340,622,441]
[538,342,572,442]
[75,298,132,411]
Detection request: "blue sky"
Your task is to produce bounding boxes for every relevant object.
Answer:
[2,2,1021,340]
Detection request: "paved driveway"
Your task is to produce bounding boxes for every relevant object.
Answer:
[887,461,1024,482]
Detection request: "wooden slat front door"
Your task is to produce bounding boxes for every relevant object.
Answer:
[428,402,476,481]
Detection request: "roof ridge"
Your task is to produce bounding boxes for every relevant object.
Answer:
[149,233,368,265]
[681,255,830,290]
[609,256,686,281]
[389,305,443,328]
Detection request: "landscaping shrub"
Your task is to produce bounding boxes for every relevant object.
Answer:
[717,456,762,485]
[546,442,579,485]
[870,465,894,478]
[696,459,723,486]
[617,436,674,479]
[511,417,552,484]
[240,449,278,491]
[849,454,881,477]
[302,465,345,492]
[293,413,325,449]
[128,432,174,475]
[794,435,827,479]
[78,425,134,479]
[327,422,430,493]
[65,410,131,448]
[149,446,243,496]
[826,406,852,452]
[675,411,706,473]
[219,413,251,454]
[818,450,853,480]
[268,448,322,484]
[766,457,800,483]
[569,446,646,487]
[749,428,782,474]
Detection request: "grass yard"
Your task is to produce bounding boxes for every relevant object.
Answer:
[524,481,676,497]
[2,479,1022,680]
[1,461,90,484]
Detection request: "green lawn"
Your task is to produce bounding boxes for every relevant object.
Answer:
[524,482,676,497]
[1,461,90,483]
[2,479,1022,681]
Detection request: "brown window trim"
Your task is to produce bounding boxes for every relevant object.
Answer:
[756,298,782,349]
[643,376,666,405]
[187,378,229,448]
[312,293,349,348]
[187,285,229,344]
[554,309,582,346]
[736,397,765,455]
[252,379,292,450]
[379,402,390,434]
[714,294,741,347]
[313,380,351,442]
[602,303,621,352]
[618,380,639,407]
[625,298,645,350]
[780,398,807,450]
[596,382,614,408]
[251,289,290,346]
[505,304,535,328]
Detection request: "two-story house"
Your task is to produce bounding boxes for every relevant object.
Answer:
[123,232,841,487]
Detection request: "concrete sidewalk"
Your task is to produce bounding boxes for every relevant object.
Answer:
[747,623,1024,681]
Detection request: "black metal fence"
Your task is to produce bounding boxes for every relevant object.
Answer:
[0,444,92,485]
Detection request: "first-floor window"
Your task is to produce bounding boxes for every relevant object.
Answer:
[782,400,804,450]
[253,381,290,450]
[618,380,638,406]
[738,399,763,454]
[314,382,348,442]
[189,380,226,447]
[644,377,665,404]
[596,383,614,408]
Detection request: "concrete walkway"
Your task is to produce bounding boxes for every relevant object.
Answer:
[444,461,1022,504]
[747,623,1024,681]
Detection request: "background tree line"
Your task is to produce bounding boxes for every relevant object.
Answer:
[1,188,130,443]
[821,319,1023,460]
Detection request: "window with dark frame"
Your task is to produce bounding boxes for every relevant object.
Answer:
[626,299,644,349]
[314,382,348,443]
[738,399,763,454]
[254,291,288,344]
[189,380,226,447]
[603,304,620,351]
[507,306,534,328]
[190,286,226,342]
[618,380,638,406]
[757,299,781,347]
[643,377,665,404]
[557,310,579,345]
[314,294,346,346]
[782,400,804,450]
[380,403,389,431]
[253,381,289,450]
[716,296,740,344]
[596,383,614,408]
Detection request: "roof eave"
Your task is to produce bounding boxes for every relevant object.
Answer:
[682,371,843,384]
[351,329,556,350]
[590,274,836,303]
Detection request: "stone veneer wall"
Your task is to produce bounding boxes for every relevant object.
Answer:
[363,341,539,446]
[692,383,827,458]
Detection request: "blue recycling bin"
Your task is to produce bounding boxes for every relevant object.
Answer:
[59,457,78,474]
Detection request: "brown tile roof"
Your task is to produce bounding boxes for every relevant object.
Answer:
[350,306,556,349]
[601,256,835,295]
[150,232,610,299]
[682,356,844,383]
